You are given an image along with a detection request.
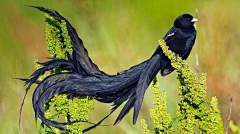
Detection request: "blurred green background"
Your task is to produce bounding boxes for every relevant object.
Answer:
[1,0,240,133]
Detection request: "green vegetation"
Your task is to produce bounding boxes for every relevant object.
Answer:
[143,77,173,134]
[229,120,240,134]
[141,119,150,134]
[38,15,94,134]
[141,40,223,134]
[141,77,173,134]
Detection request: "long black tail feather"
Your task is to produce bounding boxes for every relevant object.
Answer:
[114,96,136,125]
[14,78,41,84]
[19,5,168,133]
[19,58,75,129]
[133,54,162,124]
[26,5,106,76]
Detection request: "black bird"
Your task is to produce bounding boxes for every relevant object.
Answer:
[19,6,197,133]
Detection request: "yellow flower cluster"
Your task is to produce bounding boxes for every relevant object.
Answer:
[159,39,223,134]
[38,15,94,134]
[141,40,224,134]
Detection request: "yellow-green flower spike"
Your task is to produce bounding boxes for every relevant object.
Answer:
[229,120,240,134]
[38,14,93,134]
[149,78,173,134]
[141,119,150,134]
[141,40,223,134]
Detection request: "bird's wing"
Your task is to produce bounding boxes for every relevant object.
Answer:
[27,6,106,76]
[163,27,177,44]
[161,27,177,76]
[182,31,196,60]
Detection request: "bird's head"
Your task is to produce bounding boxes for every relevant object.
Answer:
[174,14,198,29]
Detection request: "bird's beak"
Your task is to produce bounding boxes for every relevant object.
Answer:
[191,18,198,22]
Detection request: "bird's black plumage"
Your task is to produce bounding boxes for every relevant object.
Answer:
[19,6,197,133]
[161,14,197,76]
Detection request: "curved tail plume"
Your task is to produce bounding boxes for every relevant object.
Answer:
[18,5,198,133]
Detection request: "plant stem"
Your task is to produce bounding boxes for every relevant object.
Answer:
[225,97,233,134]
